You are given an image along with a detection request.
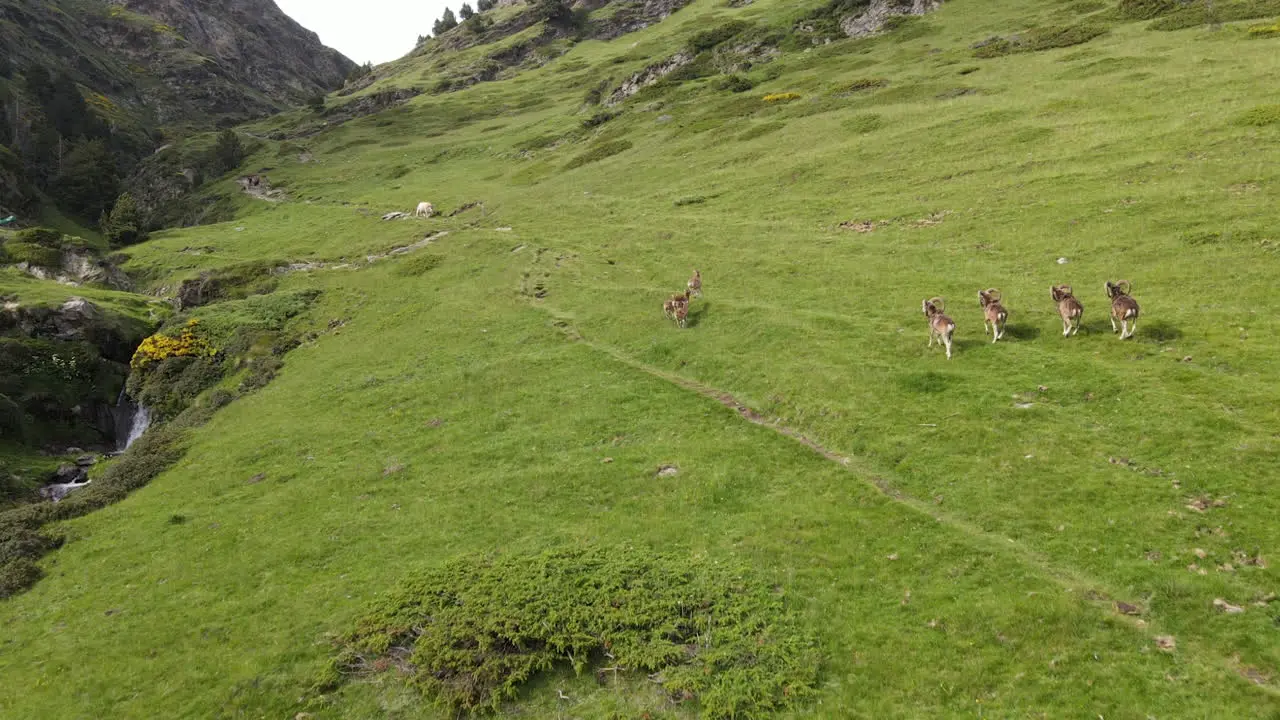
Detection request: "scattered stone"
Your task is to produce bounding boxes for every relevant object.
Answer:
[601,457,614,464]
[887,553,899,561]
[495,226,513,232]
[381,211,409,221]
[1143,550,1162,562]
[1233,549,1267,568]
[839,220,876,233]
[1014,402,1034,409]
[426,418,445,428]
[1154,635,1176,652]
[1213,598,1245,614]
[1057,257,1068,264]
[1116,602,1142,616]
[1193,548,1208,559]
[74,454,98,467]
[104,608,122,617]
[246,473,266,485]
[382,462,406,477]
[656,464,679,478]
[1186,495,1227,513]
[511,244,526,253]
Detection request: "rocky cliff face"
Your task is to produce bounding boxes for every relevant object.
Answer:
[0,0,353,129]
[113,0,354,104]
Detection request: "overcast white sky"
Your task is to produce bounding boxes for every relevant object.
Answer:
[275,0,454,66]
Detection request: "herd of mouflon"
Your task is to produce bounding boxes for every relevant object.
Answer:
[663,272,1142,361]
[923,281,1141,359]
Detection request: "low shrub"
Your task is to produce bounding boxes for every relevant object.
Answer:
[846,77,889,92]
[0,558,41,598]
[715,74,756,93]
[687,20,753,53]
[327,546,819,718]
[1249,19,1280,34]
[1117,0,1178,19]
[130,319,215,372]
[973,24,1108,58]
[763,92,802,103]
[1236,104,1280,126]
[1149,0,1280,30]
[564,139,633,170]
[580,110,618,129]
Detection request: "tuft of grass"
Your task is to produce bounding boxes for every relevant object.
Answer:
[392,252,445,276]
[842,113,884,133]
[1236,104,1280,126]
[563,139,633,169]
[328,546,819,718]
[737,121,787,141]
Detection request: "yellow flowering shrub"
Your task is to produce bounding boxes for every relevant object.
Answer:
[130,319,217,371]
[1249,21,1280,36]
[763,92,802,104]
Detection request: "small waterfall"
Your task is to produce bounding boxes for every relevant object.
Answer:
[125,405,151,449]
[113,387,151,451]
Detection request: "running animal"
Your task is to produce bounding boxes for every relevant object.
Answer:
[978,288,1008,343]
[922,297,956,359]
[1051,285,1083,337]
[1105,280,1140,340]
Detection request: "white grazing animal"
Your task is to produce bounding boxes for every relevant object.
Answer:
[415,202,435,218]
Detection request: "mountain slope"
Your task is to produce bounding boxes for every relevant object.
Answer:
[4,0,1280,717]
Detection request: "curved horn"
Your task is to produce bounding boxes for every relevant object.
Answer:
[986,288,1001,302]
[1117,280,1131,295]
[928,296,945,312]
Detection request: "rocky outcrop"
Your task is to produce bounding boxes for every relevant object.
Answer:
[605,52,693,106]
[840,0,942,38]
[17,249,133,291]
[589,0,694,41]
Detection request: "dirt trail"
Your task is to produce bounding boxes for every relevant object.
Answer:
[237,175,286,202]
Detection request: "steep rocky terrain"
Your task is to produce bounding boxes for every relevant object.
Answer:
[0,0,354,222]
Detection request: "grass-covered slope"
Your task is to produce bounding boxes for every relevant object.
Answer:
[3,0,1280,717]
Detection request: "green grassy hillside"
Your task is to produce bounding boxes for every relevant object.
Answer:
[4,0,1280,717]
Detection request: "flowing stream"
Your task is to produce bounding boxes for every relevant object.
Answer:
[113,388,151,451]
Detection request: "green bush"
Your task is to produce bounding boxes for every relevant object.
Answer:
[0,559,41,598]
[328,546,819,718]
[564,139,633,170]
[14,227,62,247]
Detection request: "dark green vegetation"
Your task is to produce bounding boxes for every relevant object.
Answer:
[330,547,816,718]
[4,0,1280,717]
